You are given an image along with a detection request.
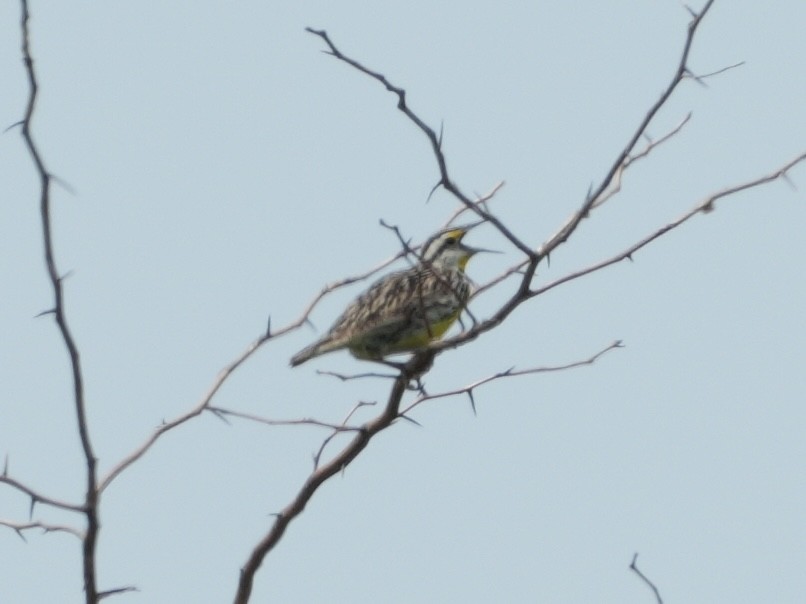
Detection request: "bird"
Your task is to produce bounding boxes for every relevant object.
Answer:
[290,227,489,366]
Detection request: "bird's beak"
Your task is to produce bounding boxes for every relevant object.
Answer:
[461,243,501,256]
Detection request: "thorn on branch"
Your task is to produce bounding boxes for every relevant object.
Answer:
[266,315,272,337]
[208,408,231,425]
[50,174,77,196]
[781,172,796,191]
[685,67,710,88]
[397,413,422,428]
[98,586,139,600]
[34,308,56,318]
[467,390,477,416]
[3,120,24,133]
[426,180,441,203]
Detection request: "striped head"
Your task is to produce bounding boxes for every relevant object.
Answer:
[420,228,486,272]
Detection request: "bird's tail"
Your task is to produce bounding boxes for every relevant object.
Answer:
[290,343,319,367]
[290,338,342,367]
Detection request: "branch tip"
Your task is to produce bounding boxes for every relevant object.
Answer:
[629,553,664,604]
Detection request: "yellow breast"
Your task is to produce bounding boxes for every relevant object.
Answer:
[389,310,461,351]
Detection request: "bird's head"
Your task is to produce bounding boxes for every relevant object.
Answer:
[420,227,493,272]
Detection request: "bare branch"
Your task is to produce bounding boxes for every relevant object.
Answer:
[312,400,377,469]
[233,353,434,604]
[630,553,663,604]
[684,60,745,86]
[99,333,270,492]
[421,149,806,362]
[0,519,85,541]
[531,152,806,299]
[401,341,623,416]
[538,1,716,260]
[305,27,536,259]
[0,472,84,514]
[591,113,692,210]
[206,407,363,433]
[442,181,506,228]
[18,1,99,599]
[232,340,626,601]
[316,369,398,381]
[464,116,692,306]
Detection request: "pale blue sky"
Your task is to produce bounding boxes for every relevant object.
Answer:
[1,1,804,603]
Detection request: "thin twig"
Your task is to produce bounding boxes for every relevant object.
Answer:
[630,553,663,604]
[207,407,363,432]
[312,400,377,469]
[401,341,623,415]
[471,112,691,299]
[99,334,271,492]
[591,113,692,210]
[530,152,806,299]
[538,1,716,261]
[0,519,85,541]
[316,369,399,381]
[684,59,745,85]
[442,181,506,227]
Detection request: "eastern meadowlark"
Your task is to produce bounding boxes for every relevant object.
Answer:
[290,227,487,366]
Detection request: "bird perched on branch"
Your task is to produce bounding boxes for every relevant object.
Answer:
[290,227,490,366]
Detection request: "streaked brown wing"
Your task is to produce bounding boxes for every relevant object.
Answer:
[334,266,468,347]
[325,268,423,343]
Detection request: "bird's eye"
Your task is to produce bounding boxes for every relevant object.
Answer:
[445,237,456,245]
